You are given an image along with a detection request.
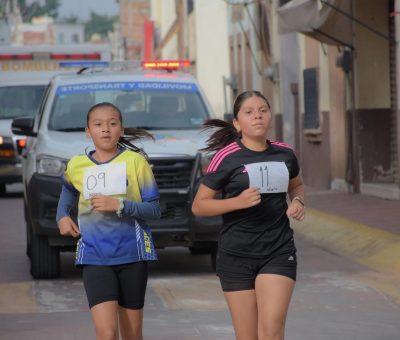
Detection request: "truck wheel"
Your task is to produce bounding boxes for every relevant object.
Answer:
[30,230,60,279]
[26,219,32,259]
[0,184,6,196]
[24,204,31,258]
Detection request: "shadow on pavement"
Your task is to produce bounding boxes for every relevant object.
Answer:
[0,191,24,199]
[58,247,215,280]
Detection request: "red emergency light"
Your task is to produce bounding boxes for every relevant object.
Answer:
[51,53,101,60]
[0,54,34,60]
[142,60,191,71]
[0,53,102,60]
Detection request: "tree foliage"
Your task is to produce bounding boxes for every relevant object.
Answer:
[62,14,79,24]
[17,0,60,22]
[84,12,117,40]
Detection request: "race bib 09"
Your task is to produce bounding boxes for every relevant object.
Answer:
[83,162,127,199]
[245,161,289,194]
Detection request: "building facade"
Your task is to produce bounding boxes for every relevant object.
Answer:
[119,0,150,60]
[225,0,400,200]
[148,0,400,200]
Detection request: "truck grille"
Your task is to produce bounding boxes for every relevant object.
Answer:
[149,157,195,191]
[161,202,187,219]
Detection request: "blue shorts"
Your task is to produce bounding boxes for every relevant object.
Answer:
[82,261,148,309]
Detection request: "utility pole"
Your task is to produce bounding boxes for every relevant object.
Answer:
[349,0,360,193]
[176,0,184,60]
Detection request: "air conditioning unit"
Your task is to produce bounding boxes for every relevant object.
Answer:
[336,50,352,73]
[264,63,279,83]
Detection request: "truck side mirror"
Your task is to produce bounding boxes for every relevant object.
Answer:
[224,112,233,123]
[12,117,37,137]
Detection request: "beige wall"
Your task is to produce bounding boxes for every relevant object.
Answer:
[269,1,281,115]
[355,0,390,109]
[301,36,348,188]
[150,0,230,117]
[150,0,177,60]
[304,37,320,68]
[319,45,330,113]
[328,46,347,182]
[195,1,230,117]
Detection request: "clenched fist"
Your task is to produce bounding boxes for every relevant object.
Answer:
[58,216,80,237]
[236,187,261,209]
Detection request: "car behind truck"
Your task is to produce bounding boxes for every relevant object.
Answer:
[12,60,221,278]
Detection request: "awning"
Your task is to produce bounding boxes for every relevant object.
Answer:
[276,0,352,48]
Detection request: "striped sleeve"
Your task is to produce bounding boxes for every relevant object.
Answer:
[206,142,241,173]
[201,142,240,190]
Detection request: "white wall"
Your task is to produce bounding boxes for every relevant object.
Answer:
[54,24,84,44]
[150,0,177,60]
[195,1,230,118]
[150,0,230,117]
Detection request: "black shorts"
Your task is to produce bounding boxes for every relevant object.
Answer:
[82,261,148,309]
[216,246,297,292]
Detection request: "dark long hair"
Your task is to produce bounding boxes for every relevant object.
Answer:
[201,90,271,153]
[87,102,154,158]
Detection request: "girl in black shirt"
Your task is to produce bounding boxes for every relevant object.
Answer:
[192,90,305,340]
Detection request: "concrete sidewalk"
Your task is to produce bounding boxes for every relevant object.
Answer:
[292,187,400,303]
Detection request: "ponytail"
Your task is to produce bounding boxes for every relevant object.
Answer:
[118,128,154,159]
[200,119,238,153]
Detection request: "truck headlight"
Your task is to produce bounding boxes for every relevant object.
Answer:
[0,136,13,145]
[37,156,67,177]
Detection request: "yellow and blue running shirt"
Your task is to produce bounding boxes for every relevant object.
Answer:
[57,149,160,266]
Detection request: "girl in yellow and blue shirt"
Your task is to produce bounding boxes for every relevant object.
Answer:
[56,102,160,340]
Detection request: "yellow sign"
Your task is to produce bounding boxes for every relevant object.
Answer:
[0,61,63,72]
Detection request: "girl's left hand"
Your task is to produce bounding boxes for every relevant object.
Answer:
[286,200,305,221]
[90,195,119,212]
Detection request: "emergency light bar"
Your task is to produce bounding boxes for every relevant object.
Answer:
[51,53,101,60]
[0,54,33,60]
[142,60,191,71]
[0,53,102,61]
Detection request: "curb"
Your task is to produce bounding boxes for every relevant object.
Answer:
[292,208,400,275]
[292,208,400,303]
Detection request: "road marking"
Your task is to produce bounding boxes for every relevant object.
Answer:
[0,280,87,314]
[293,208,400,274]
[0,282,38,314]
[149,274,226,310]
[355,271,400,305]
[293,208,400,304]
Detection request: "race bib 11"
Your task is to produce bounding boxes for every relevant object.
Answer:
[245,161,289,193]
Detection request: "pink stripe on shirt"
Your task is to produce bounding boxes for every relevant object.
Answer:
[270,141,293,149]
[207,142,240,173]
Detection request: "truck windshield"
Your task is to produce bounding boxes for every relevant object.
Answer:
[49,85,211,131]
[0,85,46,119]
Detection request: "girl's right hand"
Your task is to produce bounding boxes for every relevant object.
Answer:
[236,187,261,209]
[58,216,80,237]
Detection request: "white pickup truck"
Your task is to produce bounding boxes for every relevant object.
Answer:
[12,60,222,278]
